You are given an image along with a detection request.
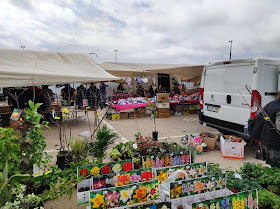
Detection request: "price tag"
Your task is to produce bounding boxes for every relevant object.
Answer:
[116,173,120,176]
[180,152,183,154]
[199,203,203,207]
[132,186,136,189]
[171,153,174,156]
[178,180,182,184]
[151,156,154,159]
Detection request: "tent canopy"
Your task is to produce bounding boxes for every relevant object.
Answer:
[101,62,203,80]
[0,49,118,88]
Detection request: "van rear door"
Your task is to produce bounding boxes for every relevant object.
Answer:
[203,62,255,125]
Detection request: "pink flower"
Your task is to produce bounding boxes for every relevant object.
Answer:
[106,191,119,207]
[130,173,141,183]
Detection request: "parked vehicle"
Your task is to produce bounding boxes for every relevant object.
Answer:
[199,58,280,139]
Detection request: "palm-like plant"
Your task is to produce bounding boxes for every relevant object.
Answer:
[93,125,119,163]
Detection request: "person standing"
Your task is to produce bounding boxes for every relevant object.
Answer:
[251,91,280,168]
[106,85,113,102]
[100,81,106,105]
[41,85,54,111]
[173,84,180,95]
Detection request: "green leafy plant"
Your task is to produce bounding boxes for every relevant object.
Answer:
[207,163,224,176]
[267,185,279,193]
[0,161,31,207]
[1,184,43,209]
[69,137,89,163]
[92,125,119,163]
[0,128,21,175]
[258,188,280,209]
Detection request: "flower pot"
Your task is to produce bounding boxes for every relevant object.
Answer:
[152,131,158,141]
[258,205,266,209]
[231,188,240,193]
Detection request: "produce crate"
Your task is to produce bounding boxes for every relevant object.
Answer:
[129,112,136,119]
[189,104,197,110]
[174,104,183,111]
[182,110,189,115]
[120,112,129,119]
[169,110,173,116]
[157,107,169,118]
[111,113,120,120]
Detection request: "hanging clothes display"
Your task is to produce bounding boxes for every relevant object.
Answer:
[86,85,104,110]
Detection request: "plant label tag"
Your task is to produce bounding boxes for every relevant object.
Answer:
[103,191,107,194]
[33,164,44,177]
[116,173,120,176]
[180,152,183,154]
[203,123,206,126]
[151,156,154,159]
[132,186,136,189]
[234,173,242,179]
[212,177,215,180]
[171,153,174,156]
[199,203,203,207]
[178,181,182,184]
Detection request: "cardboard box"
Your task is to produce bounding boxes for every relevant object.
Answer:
[157,93,169,103]
[189,110,197,114]
[174,104,183,111]
[200,132,218,151]
[158,112,169,118]
[189,104,197,110]
[120,112,129,119]
[220,135,246,159]
[111,113,120,120]
[169,110,173,116]
[156,103,170,108]
[157,107,169,118]
[183,105,189,111]
[129,112,136,119]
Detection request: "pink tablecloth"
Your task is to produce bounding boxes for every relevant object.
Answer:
[112,103,149,112]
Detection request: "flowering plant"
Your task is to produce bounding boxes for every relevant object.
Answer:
[136,135,163,155]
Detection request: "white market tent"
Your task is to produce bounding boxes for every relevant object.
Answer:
[101,62,204,81]
[0,49,118,88]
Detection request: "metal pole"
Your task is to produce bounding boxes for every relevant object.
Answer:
[114,50,118,62]
[229,40,232,60]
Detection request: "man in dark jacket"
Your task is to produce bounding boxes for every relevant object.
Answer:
[100,81,106,105]
[251,92,280,167]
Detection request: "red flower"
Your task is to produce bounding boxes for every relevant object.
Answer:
[79,168,88,177]
[123,162,132,171]
[150,187,156,195]
[101,165,111,174]
[141,171,153,182]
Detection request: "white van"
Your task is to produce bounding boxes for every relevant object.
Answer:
[199,58,280,140]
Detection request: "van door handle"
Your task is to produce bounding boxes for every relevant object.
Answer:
[265,92,278,96]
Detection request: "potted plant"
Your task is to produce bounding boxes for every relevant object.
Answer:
[229,179,242,193]
[267,185,279,194]
[133,156,141,169]
[92,125,119,163]
[69,137,89,163]
[148,101,158,141]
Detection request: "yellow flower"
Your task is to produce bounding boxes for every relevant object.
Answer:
[198,165,206,174]
[91,194,105,208]
[157,171,168,184]
[62,108,69,114]
[170,185,182,199]
[91,167,100,176]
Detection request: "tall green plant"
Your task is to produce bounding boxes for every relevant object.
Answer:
[93,125,119,163]
[22,101,52,172]
[69,137,89,163]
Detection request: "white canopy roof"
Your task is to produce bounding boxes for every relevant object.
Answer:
[0,49,118,88]
[101,62,203,80]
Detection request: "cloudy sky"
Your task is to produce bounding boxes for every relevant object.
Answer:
[1,0,280,64]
